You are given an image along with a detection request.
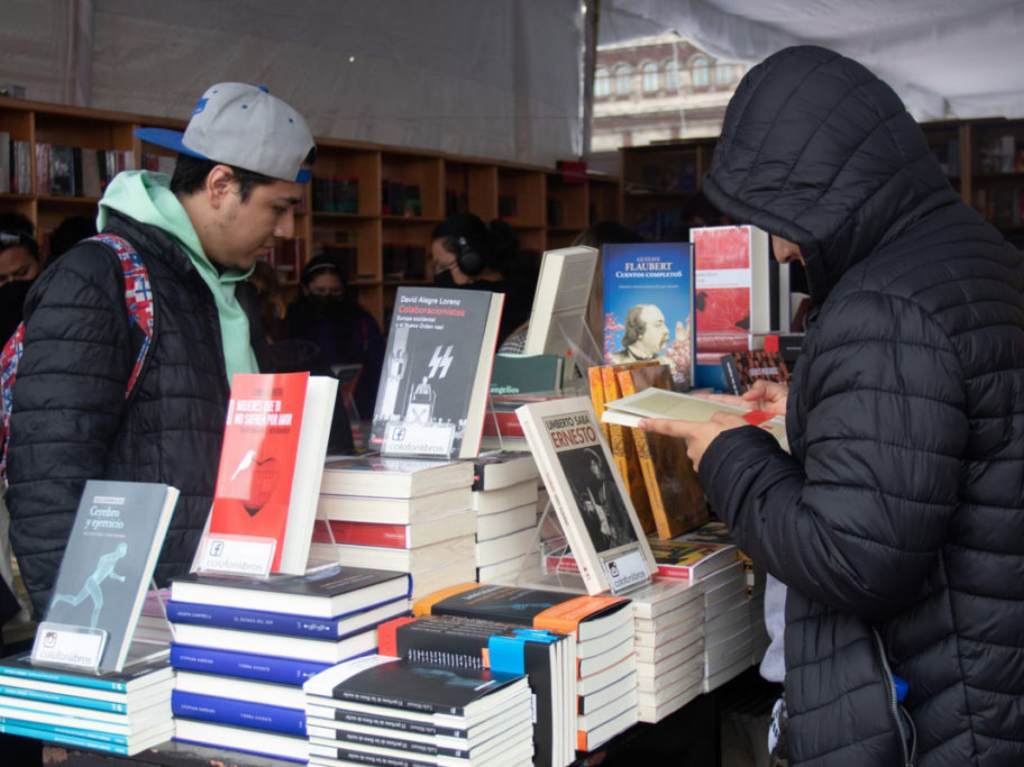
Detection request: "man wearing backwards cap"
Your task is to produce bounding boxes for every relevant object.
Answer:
[6,83,316,616]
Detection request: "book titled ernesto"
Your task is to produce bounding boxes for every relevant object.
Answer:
[372,287,504,460]
[45,481,179,672]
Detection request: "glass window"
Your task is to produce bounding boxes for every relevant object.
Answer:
[615,64,632,95]
[692,56,710,88]
[595,67,610,97]
[663,60,679,90]
[715,63,733,86]
[641,62,658,92]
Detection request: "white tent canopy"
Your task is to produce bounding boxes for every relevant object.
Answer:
[600,0,1024,121]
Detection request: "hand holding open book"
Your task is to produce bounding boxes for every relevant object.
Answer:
[601,387,789,471]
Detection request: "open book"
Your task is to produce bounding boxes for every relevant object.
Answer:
[601,388,788,450]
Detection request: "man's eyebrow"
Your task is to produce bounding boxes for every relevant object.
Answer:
[275,196,303,205]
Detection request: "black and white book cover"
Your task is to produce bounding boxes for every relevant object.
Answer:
[516,397,656,595]
[44,481,179,672]
[372,288,504,460]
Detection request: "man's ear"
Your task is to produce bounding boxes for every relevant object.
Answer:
[206,165,237,209]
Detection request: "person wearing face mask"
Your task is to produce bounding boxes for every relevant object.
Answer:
[430,213,532,345]
[0,213,43,346]
[286,254,385,419]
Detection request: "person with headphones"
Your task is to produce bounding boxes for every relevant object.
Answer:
[430,213,532,344]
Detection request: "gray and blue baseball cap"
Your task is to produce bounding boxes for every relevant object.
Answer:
[136,82,314,183]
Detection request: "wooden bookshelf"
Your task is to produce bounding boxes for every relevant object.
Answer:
[0,96,619,326]
[619,137,718,240]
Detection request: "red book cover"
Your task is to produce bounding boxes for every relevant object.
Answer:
[692,226,753,363]
[312,520,411,549]
[208,372,309,571]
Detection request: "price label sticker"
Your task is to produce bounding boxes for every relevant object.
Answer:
[198,535,276,577]
[602,549,652,595]
[32,623,107,671]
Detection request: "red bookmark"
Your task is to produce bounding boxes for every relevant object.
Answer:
[743,410,773,426]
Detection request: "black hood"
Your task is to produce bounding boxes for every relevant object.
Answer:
[703,46,960,304]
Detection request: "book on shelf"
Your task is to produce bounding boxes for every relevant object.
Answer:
[378,614,574,767]
[169,643,331,687]
[313,535,476,576]
[515,396,656,594]
[476,503,537,541]
[647,539,739,581]
[171,689,305,737]
[206,372,338,574]
[601,388,788,449]
[720,349,791,395]
[523,246,600,379]
[602,241,696,390]
[471,451,538,492]
[313,509,476,550]
[43,481,179,672]
[170,623,377,665]
[321,455,474,498]
[472,479,537,515]
[174,719,308,762]
[371,286,504,460]
[615,364,708,537]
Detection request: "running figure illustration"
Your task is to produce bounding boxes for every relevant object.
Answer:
[50,542,129,628]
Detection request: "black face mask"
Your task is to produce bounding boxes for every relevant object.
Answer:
[433,269,456,288]
[308,294,347,318]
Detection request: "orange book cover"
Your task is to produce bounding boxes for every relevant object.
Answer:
[532,594,628,636]
[588,366,609,442]
[601,363,656,534]
[618,365,708,537]
[208,372,309,571]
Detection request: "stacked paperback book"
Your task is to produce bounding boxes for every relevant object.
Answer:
[304,655,535,767]
[693,561,752,692]
[415,583,637,755]
[472,452,541,584]
[313,456,477,599]
[629,578,706,723]
[167,567,411,762]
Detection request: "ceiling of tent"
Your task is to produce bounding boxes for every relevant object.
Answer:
[599,0,1024,120]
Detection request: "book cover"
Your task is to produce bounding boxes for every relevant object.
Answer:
[647,540,738,580]
[322,455,472,498]
[170,643,331,686]
[378,614,565,767]
[720,349,791,395]
[616,365,708,537]
[371,287,504,460]
[602,242,695,390]
[44,481,178,672]
[208,372,308,572]
[514,397,657,594]
[600,364,657,535]
[171,690,305,737]
[413,583,627,638]
[305,655,523,717]
[0,652,170,694]
[490,354,564,396]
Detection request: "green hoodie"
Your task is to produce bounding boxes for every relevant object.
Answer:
[97,171,258,383]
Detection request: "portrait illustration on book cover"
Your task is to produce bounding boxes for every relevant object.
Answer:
[558,445,636,552]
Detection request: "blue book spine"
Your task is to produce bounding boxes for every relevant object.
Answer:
[0,684,126,714]
[168,600,341,639]
[170,643,331,686]
[0,721,130,754]
[172,690,305,737]
[0,714,128,746]
[0,666,125,692]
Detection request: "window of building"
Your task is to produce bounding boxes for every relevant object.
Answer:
[663,60,679,90]
[692,56,710,88]
[641,62,658,92]
[715,63,733,86]
[595,67,610,97]
[615,64,632,95]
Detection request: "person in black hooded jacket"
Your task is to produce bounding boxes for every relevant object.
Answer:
[642,47,1024,766]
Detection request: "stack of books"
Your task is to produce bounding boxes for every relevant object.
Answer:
[167,567,411,762]
[312,456,477,599]
[415,583,638,755]
[304,655,535,766]
[695,561,752,692]
[472,452,541,584]
[630,578,706,723]
[0,651,174,756]
[378,613,575,767]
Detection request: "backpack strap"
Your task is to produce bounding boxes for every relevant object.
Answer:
[89,234,154,397]
[0,234,153,482]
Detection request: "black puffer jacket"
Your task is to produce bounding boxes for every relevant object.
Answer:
[6,212,270,618]
[700,47,1024,766]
